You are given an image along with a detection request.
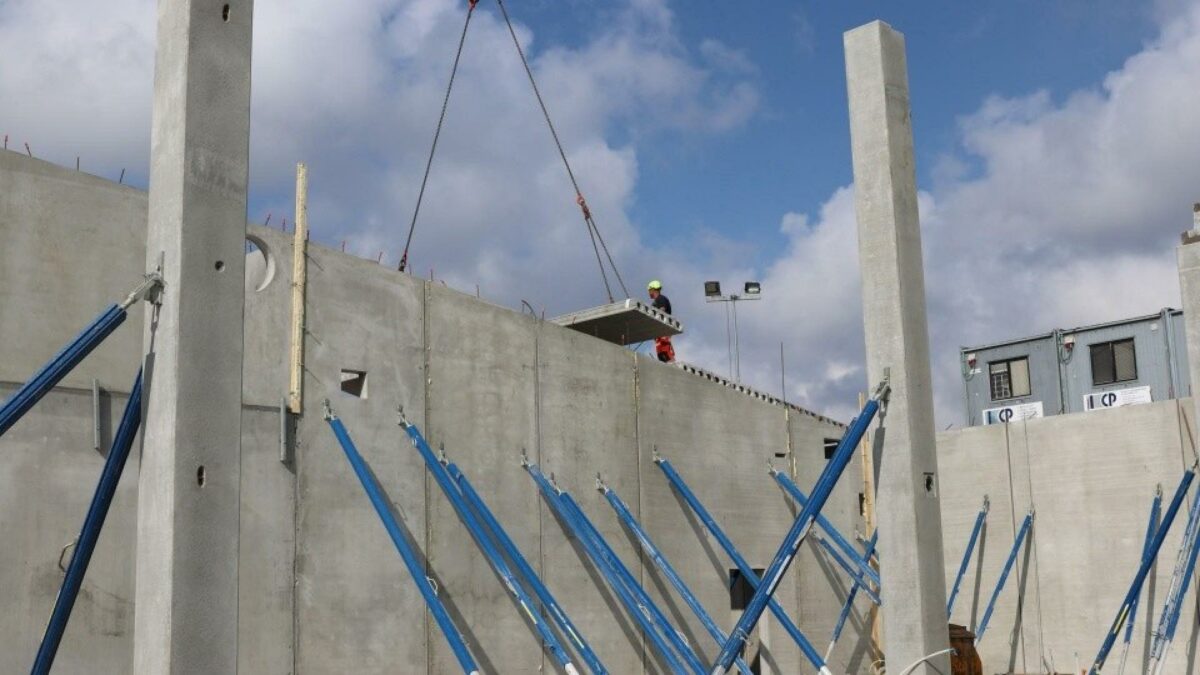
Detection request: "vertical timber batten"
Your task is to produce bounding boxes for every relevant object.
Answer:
[288,163,307,414]
[135,0,253,671]
[845,20,950,675]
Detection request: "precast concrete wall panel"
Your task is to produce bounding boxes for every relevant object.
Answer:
[424,284,543,674]
[241,224,293,408]
[938,423,1024,671]
[788,410,869,673]
[937,400,1200,675]
[535,321,645,673]
[0,385,137,674]
[635,356,805,673]
[938,424,1009,637]
[239,407,296,674]
[989,423,1046,674]
[1020,402,1192,674]
[294,247,429,673]
[0,151,146,390]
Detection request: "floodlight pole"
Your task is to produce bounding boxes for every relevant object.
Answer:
[732,296,741,381]
[706,291,760,383]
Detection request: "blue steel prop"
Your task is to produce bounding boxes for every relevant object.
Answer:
[975,510,1034,641]
[398,416,578,674]
[558,490,706,675]
[1116,486,1161,675]
[654,455,830,674]
[596,478,754,675]
[0,275,159,439]
[323,404,480,675]
[1147,479,1200,675]
[709,377,889,674]
[1089,466,1196,675]
[824,530,879,662]
[947,496,989,617]
[446,461,607,675]
[769,467,881,588]
[31,370,143,675]
[813,535,882,606]
[524,462,693,675]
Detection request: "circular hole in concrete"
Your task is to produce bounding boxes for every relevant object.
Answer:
[244,235,276,293]
[197,465,206,487]
[222,4,230,21]
[214,260,226,272]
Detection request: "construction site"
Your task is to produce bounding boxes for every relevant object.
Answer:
[4,2,1200,674]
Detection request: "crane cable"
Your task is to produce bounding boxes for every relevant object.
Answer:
[398,0,479,274]
[495,0,630,302]
[400,0,632,303]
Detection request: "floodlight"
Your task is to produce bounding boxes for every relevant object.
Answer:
[704,281,722,298]
[744,281,761,295]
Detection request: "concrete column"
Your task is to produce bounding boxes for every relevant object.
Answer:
[844,21,950,674]
[134,0,253,671]
[1176,204,1200,435]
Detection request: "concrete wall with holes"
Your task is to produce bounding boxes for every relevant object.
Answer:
[0,149,876,674]
[939,398,1200,674]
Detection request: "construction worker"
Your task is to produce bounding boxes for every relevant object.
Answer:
[647,280,675,363]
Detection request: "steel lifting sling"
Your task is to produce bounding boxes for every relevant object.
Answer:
[323,403,480,675]
[1147,478,1200,675]
[947,496,990,618]
[1116,486,1161,675]
[524,462,695,675]
[654,455,830,674]
[399,415,579,674]
[975,509,1034,642]
[596,478,754,675]
[445,460,607,675]
[0,275,159,439]
[1089,465,1196,675]
[31,369,143,675]
[710,377,890,674]
[769,466,881,589]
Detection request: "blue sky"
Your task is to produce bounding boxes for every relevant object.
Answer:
[516,1,1161,266]
[2,0,1198,423]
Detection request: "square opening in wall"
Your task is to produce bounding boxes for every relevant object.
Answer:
[823,438,839,460]
[729,567,767,610]
[340,369,368,399]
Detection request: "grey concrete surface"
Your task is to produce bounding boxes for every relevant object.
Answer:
[0,384,138,675]
[134,0,254,669]
[424,284,544,674]
[636,356,847,674]
[14,147,1200,675]
[536,322,645,674]
[0,149,147,390]
[293,246,429,673]
[790,410,876,674]
[845,19,950,675]
[239,407,295,674]
[938,400,1200,674]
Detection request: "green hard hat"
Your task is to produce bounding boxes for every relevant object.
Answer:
[647,279,663,290]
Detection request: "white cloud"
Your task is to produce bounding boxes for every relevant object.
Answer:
[0,0,759,306]
[5,0,1200,429]
[714,2,1200,425]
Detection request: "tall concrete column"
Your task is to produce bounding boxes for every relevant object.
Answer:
[135,0,253,671]
[1176,204,1200,430]
[844,21,950,674]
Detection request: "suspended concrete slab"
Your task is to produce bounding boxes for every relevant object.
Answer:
[550,299,682,346]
